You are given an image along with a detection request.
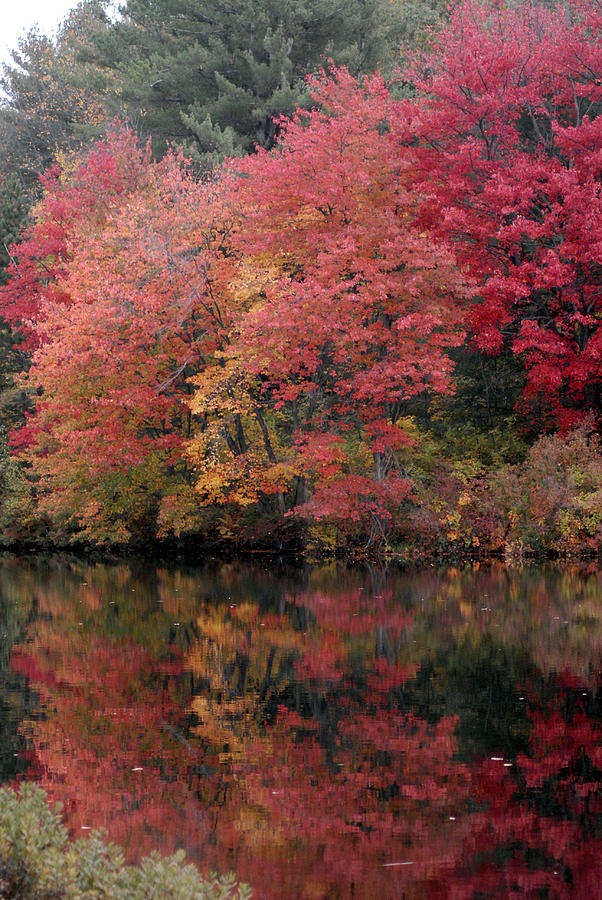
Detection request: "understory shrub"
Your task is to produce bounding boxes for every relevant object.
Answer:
[484,426,602,554]
[0,783,251,899]
[401,424,602,557]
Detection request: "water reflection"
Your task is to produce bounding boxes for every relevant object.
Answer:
[1,556,600,897]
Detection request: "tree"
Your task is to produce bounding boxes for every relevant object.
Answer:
[0,174,32,433]
[0,128,237,542]
[87,0,446,169]
[0,2,115,196]
[187,68,470,541]
[409,0,602,429]
[0,175,26,283]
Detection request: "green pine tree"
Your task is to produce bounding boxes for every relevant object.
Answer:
[93,0,448,167]
[0,174,26,283]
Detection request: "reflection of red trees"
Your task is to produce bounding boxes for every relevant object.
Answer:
[287,585,417,691]
[235,707,474,898]
[10,629,225,866]
[227,677,601,899]
[446,677,602,899]
[6,562,602,898]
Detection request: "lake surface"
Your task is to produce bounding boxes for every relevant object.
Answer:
[0,554,600,898]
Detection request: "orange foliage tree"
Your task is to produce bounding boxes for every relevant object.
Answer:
[1,129,239,541]
[187,68,471,542]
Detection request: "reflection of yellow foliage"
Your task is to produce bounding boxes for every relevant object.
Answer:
[191,695,259,760]
[185,599,305,764]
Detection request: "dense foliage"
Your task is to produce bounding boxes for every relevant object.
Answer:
[0,0,599,556]
[410,0,602,429]
[0,0,447,183]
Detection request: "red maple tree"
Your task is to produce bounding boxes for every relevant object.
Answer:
[409,0,602,428]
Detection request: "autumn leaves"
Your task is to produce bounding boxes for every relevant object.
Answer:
[1,0,601,549]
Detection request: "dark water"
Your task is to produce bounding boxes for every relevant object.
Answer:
[0,554,600,898]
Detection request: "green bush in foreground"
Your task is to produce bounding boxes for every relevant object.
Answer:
[0,783,251,899]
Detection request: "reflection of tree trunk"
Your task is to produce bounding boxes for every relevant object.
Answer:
[234,651,248,695]
[259,646,277,701]
[375,625,390,660]
[366,564,388,601]
[160,719,195,753]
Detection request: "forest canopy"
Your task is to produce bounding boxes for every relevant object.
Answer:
[0,0,600,557]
